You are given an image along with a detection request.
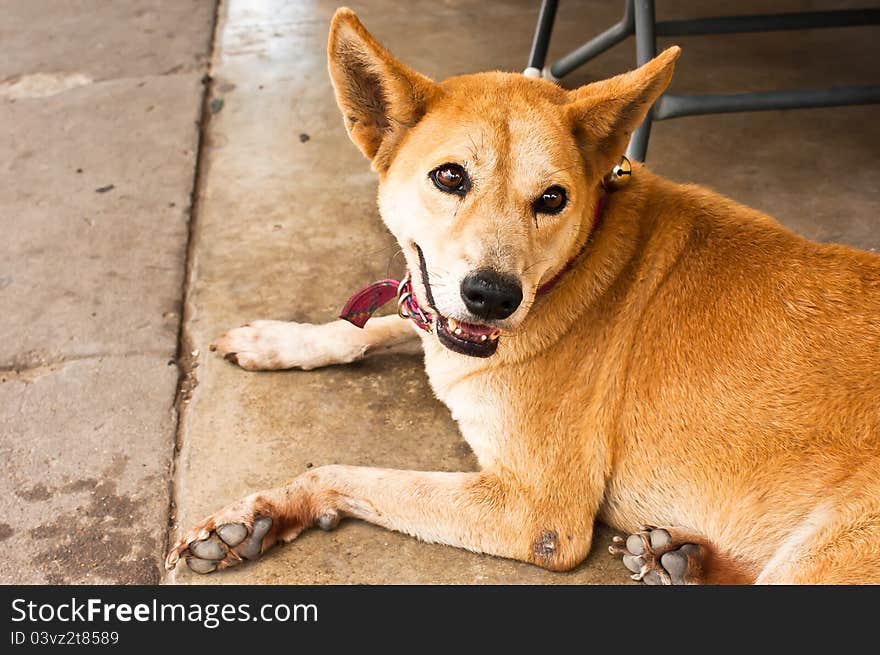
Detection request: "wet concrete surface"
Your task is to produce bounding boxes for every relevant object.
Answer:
[167,0,878,584]
[0,357,179,583]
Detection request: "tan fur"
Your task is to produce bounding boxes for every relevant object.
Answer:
[167,8,880,584]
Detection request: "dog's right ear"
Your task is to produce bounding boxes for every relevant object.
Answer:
[328,8,437,168]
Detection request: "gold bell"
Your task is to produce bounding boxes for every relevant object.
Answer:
[602,155,632,190]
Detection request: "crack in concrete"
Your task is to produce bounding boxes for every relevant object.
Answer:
[161,0,224,584]
[0,72,93,99]
[0,70,209,102]
[0,351,173,383]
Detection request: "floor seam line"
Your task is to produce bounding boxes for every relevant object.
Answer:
[160,0,223,584]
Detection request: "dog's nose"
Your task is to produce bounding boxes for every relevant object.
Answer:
[460,269,523,320]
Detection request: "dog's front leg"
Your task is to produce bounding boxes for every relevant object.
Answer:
[210,315,421,371]
[166,465,594,574]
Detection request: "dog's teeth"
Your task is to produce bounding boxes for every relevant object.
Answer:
[480,335,487,342]
[454,328,462,336]
[447,317,458,330]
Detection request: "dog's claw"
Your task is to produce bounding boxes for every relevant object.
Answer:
[165,550,180,569]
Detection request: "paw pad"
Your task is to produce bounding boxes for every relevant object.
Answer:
[217,522,247,547]
[167,516,276,575]
[190,534,225,560]
[316,511,340,531]
[610,526,703,585]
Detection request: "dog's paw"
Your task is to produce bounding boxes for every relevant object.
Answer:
[166,484,341,574]
[165,495,284,575]
[166,516,274,575]
[210,320,364,371]
[609,525,705,585]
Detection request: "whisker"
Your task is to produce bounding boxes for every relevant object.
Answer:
[546,164,580,179]
[363,243,400,258]
[384,248,405,277]
[466,132,481,164]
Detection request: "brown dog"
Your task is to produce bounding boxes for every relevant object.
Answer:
[166,8,880,584]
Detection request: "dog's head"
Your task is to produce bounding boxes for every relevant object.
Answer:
[328,8,678,358]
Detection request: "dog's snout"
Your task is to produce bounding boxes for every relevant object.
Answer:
[460,269,523,321]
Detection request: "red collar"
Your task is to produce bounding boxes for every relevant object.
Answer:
[340,192,608,332]
[338,275,431,331]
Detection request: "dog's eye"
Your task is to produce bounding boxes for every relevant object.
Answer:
[430,164,469,195]
[533,186,567,215]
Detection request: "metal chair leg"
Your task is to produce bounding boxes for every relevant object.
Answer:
[626,0,657,162]
[524,0,559,78]
[549,0,634,79]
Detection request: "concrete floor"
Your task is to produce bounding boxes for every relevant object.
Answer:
[2,0,878,584]
[0,1,216,583]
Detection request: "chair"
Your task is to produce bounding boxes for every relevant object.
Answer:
[524,0,880,161]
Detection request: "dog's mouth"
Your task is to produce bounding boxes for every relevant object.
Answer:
[435,315,500,358]
[415,244,501,358]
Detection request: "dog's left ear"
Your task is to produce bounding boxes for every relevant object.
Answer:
[328,8,438,169]
[566,47,680,172]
